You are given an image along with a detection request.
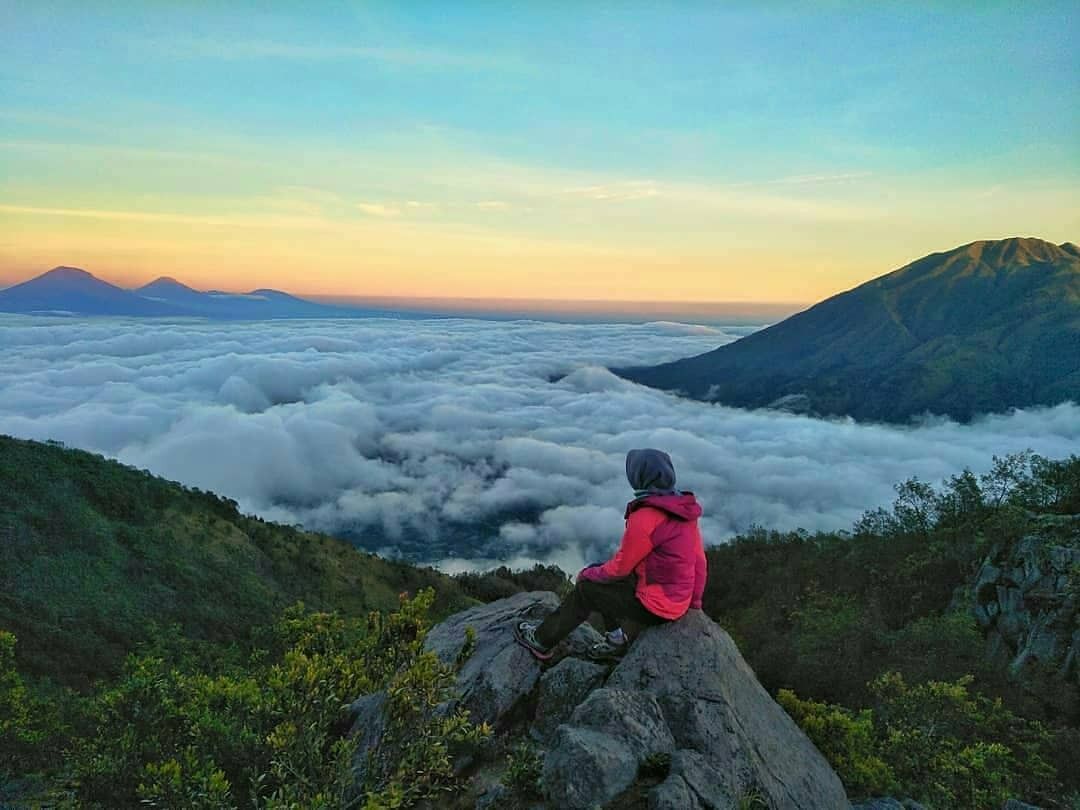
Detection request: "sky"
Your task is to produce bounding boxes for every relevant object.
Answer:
[3,314,1077,570]
[1,2,1078,304]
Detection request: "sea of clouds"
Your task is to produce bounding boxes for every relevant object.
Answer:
[2,314,1078,573]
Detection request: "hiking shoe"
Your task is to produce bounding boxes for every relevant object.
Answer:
[514,621,553,661]
[588,629,628,661]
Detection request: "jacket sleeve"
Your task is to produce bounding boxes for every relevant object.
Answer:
[690,537,707,609]
[588,508,665,582]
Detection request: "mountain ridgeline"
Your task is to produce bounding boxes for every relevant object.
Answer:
[616,237,1080,423]
[0,266,412,320]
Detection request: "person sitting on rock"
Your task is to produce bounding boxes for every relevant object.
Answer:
[514,448,707,661]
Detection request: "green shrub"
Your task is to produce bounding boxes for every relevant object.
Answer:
[781,674,1060,808]
[777,688,894,797]
[870,672,1057,809]
[357,592,491,807]
[69,590,487,809]
[0,631,71,782]
[502,741,543,797]
[0,631,39,777]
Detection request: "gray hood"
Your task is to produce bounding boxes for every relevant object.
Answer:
[625,448,677,493]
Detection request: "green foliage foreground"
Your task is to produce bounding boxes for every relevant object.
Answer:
[2,590,489,809]
[779,673,1057,809]
[2,436,1078,808]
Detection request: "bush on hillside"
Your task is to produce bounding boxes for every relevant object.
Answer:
[69,590,487,809]
[782,673,1059,809]
[777,688,894,798]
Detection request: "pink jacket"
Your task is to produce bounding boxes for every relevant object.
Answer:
[580,492,707,620]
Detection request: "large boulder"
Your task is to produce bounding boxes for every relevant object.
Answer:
[544,609,848,809]
[349,593,846,809]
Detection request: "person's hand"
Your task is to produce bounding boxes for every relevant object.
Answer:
[577,564,604,583]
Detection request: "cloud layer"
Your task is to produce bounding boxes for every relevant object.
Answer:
[2,314,1077,572]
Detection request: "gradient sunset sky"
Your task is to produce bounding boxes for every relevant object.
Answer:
[2,2,1077,304]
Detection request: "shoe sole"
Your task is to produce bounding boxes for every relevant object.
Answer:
[513,624,553,661]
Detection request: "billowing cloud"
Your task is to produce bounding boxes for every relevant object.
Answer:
[1,314,1077,573]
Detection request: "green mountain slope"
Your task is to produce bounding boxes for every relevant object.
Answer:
[616,237,1080,422]
[0,434,471,688]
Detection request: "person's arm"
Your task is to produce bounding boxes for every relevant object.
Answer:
[579,508,665,583]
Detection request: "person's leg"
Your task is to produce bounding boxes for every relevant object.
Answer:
[534,578,646,649]
[592,577,639,632]
[591,583,667,653]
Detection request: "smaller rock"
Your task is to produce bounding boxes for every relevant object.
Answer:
[567,687,676,760]
[851,800,904,810]
[531,657,607,743]
[1001,799,1043,810]
[650,749,739,810]
[543,688,677,808]
[347,691,388,787]
[474,782,510,810]
[649,772,696,810]
[542,726,639,810]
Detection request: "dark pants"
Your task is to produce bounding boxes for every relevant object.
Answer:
[536,576,667,649]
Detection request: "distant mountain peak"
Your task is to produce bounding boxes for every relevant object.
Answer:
[44,266,95,279]
[944,236,1071,269]
[139,276,200,294]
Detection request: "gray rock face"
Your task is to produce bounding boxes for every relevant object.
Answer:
[542,687,678,807]
[423,591,556,730]
[531,657,607,743]
[347,691,388,790]
[349,593,847,809]
[973,527,1080,689]
[350,591,572,797]
[649,749,738,809]
[544,609,848,809]
[543,726,641,809]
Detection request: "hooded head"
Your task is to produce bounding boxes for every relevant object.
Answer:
[626,448,678,496]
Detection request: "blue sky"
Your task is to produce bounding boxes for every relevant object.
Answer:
[1,1,1077,301]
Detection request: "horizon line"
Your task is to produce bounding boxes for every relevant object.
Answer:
[0,265,813,311]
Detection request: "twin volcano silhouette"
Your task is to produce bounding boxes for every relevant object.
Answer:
[0,267,387,320]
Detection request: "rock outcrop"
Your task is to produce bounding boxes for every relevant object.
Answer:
[973,519,1080,690]
[348,591,849,809]
[545,609,848,809]
[349,591,602,781]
